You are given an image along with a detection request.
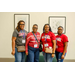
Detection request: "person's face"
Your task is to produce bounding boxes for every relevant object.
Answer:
[19,22,25,30]
[58,27,63,34]
[44,25,49,32]
[32,25,38,33]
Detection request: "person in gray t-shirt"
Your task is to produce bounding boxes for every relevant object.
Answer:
[12,29,28,47]
[11,20,28,62]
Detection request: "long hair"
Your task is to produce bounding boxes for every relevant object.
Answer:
[43,24,52,33]
[16,20,25,32]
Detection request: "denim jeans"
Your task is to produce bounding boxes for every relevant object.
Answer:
[14,47,26,62]
[42,52,53,62]
[27,46,39,62]
[55,51,66,62]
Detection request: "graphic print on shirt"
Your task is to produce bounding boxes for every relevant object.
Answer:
[42,35,50,39]
[18,32,27,39]
[42,35,50,47]
[56,38,61,42]
[19,33,25,36]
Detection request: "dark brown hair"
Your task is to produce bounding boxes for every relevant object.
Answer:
[33,24,38,27]
[16,20,25,32]
[58,26,63,29]
[43,24,52,33]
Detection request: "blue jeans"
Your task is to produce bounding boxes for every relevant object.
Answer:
[14,47,26,62]
[27,46,39,62]
[55,51,66,62]
[43,52,53,62]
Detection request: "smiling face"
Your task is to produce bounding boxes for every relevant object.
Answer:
[32,25,38,33]
[58,27,63,35]
[44,25,49,33]
[19,22,25,30]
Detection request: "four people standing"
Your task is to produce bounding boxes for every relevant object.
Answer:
[12,21,68,62]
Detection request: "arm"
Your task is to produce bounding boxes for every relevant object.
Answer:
[61,35,68,59]
[52,40,56,57]
[11,37,16,55]
[51,32,56,54]
[25,34,31,55]
[61,42,68,59]
[52,40,56,53]
[63,42,68,55]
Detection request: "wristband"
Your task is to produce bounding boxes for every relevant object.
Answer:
[52,53,55,54]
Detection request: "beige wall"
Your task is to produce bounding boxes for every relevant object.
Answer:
[0,12,75,59]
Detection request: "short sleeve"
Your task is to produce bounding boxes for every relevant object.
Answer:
[51,32,56,40]
[12,30,18,37]
[63,35,68,43]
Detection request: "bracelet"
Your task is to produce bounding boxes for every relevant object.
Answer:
[52,53,55,54]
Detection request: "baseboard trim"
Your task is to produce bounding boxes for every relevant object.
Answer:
[64,59,75,62]
[0,58,75,62]
[0,58,15,62]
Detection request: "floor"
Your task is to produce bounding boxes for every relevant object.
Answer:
[0,58,15,62]
[0,58,75,62]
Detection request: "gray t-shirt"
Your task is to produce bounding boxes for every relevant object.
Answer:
[12,29,28,47]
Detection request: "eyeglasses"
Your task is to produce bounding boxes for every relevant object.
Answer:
[33,27,38,29]
[45,27,49,28]
[20,24,25,25]
[58,29,63,30]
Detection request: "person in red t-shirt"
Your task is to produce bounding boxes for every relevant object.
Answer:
[41,24,56,62]
[25,24,40,62]
[55,26,68,62]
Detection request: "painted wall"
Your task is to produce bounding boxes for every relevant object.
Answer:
[0,12,75,60]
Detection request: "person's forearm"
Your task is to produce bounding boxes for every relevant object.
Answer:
[12,40,15,51]
[25,43,28,53]
[63,46,67,55]
[52,41,56,53]
[52,45,56,53]
[25,39,29,53]
[63,42,68,55]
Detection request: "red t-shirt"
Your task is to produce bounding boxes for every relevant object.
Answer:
[25,32,40,52]
[41,31,56,52]
[56,34,68,53]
